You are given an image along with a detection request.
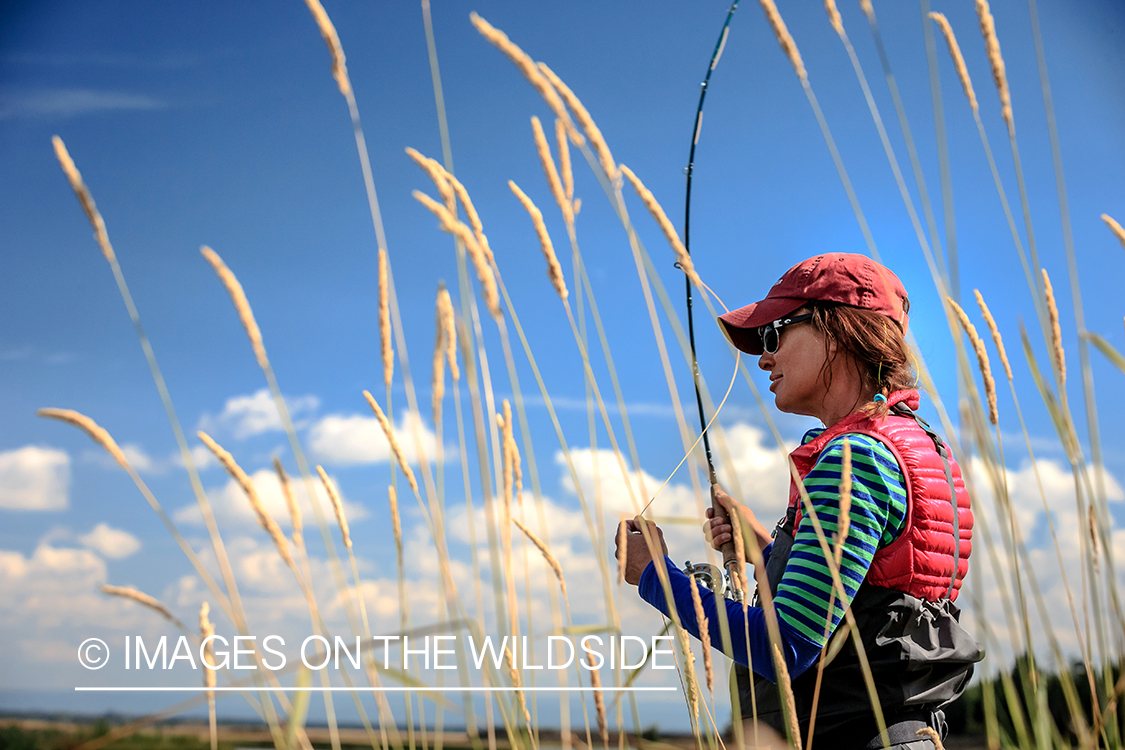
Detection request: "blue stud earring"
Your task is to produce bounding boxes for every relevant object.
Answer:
[873,394,887,404]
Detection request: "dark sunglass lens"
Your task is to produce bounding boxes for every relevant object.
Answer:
[763,327,778,354]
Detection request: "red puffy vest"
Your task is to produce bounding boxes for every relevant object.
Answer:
[786,390,973,602]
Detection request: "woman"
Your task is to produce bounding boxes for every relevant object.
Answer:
[617,253,982,749]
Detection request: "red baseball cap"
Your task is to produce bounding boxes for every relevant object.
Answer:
[718,253,909,355]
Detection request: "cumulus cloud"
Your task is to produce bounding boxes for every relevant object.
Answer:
[78,523,142,559]
[958,455,1125,664]
[0,446,70,510]
[198,389,319,439]
[173,466,367,529]
[309,409,449,466]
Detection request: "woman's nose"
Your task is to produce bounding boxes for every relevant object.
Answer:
[758,353,773,372]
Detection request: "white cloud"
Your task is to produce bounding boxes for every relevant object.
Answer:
[173,466,367,529]
[959,456,1125,664]
[173,444,219,472]
[78,523,142,559]
[309,409,447,466]
[198,388,319,439]
[0,544,107,630]
[0,88,166,120]
[0,446,70,510]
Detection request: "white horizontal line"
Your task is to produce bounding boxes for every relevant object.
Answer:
[75,687,676,692]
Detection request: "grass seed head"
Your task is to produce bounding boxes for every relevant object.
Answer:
[974,289,1012,381]
[915,726,944,749]
[101,584,179,626]
[677,626,699,725]
[975,0,1013,134]
[948,298,999,426]
[773,641,802,746]
[589,666,608,745]
[199,602,216,690]
[200,246,269,371]
[513,516,566,599]
[469,13,584,148]
[619,165,701,289]
[531,116,573,226]
[432,294,448,417]
[302,0,352,98]
[317,465,351,550]
[758,0,807,82]
[509,180,568,300]
[52,137,115,263]
[688,574,713,693]
[823,0,844,37]
[930,13,979,113]
[413,190,502,320]
[198,431,294,569]
[388,485,402,555]
[363,390,420,498]
[37,408,130,472]
[273,457,302,539]
[437,286,459,381]
[1041,268,1066,388]
[1103,214,1125,251]
[405,147,456,211]
[555,118,574,206]
[537,62,617,184]
[378,249,394,387]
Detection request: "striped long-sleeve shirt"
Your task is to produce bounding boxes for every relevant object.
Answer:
[639,430,908,680]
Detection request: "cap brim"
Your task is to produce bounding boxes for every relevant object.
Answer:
[717,297,806,355]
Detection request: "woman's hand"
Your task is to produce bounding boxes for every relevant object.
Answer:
[615,517,668,586]
[703,486,771,554]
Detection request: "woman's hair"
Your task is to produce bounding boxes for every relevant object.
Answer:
[808,301,917,419]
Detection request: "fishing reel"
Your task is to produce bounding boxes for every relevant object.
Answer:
[682,560,732,598]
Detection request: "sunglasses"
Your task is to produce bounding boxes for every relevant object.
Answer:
[759,313,813,354]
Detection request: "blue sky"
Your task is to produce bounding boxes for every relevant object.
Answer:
[2,0,1124,731]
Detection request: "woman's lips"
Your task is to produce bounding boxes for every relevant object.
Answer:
[769,375,781,392]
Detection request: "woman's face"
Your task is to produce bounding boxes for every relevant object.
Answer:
[757,308,835,419]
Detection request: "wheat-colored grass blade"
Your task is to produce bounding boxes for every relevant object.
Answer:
[617,165,700,289]
[771,642,802,750]
[201,246,269,371]
[50,142,261,713]
[822,0,843,37]
[531,117,573,227]
[51,137,114,263]
[974,290,1013,381]
[975,0,1013,135]
[362,390,421,499]
[101,585,185,631]
[508,180,568,300]
[302,0,351,97]
[1042,268,1066,390]
[556,119,574,208]
[1103,214,1125,251]
[512,516,566,599]
[379,249,395,387]
[757,0,806,82]
[469,13,582,147]
[686,575,713,694]
[536,63,615,185]
[949,298,999,425]
[200,602,217,750]
[676,627,699,730]
[1081,331,1125,375]
[317,465,351,551]
[199,432,295,572]
[274,457,303,544]
[413,190,501,320]
[588,666,608,749]
[929,13,978,113]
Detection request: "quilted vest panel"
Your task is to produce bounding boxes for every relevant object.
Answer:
[785,390,973,602]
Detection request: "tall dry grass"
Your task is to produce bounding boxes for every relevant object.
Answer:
[43,5,1125,750]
